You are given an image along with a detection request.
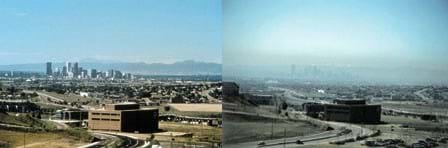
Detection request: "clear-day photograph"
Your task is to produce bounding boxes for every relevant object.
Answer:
[1,0,448,148]
[0,0,222,148]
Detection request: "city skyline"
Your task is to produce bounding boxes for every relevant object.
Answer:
[45,61,132,80]
[0,0,222,65]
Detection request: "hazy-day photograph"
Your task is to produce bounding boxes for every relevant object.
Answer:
[223,0,448,148]
[0,0,222,148]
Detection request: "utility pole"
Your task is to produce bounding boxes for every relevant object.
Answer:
[170,133,173,148]
[23,129,26,148]
[79,112,82,144]
[271,118,274,139]
[283,128,286,148]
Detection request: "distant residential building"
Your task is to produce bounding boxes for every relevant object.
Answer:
[223,82,239,97]
[171,95,186,103]
[80,92,90,97]
[46,62,52,76]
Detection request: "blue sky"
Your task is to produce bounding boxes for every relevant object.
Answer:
[224,0,448,69]
[0,0,222,64]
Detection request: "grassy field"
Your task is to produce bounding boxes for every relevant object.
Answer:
[223,113,324,144]
[0,129,88,148]
[0,113,56,129]
[0,113,93,147]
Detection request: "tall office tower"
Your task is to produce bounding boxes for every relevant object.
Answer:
[73,62,79,76]
[125,73,132,80]
[78,67,82,77]
[82,69,88,78]
[62,66,68,76]
[91,69,97,78]
[114,70,122,79]
[46,62,52,76]
[79,67,83,78]
[107,69,114,78]
[67,62,72,73]
[55,68,60,77]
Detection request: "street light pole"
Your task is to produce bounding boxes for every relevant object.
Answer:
[23,129,26,148]
[283,128,286,148]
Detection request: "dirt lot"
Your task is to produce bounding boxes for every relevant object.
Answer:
[382,101,448,116]
[158,121,222,143]
[223,113,324,144]
[169,103,222,112]
[362,115,448,146]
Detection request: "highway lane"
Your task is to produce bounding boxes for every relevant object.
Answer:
[82,132,142,148]
[23,90,78,109]
[414,88,431,102]
[23,90,65,103]
[225,86,374,148]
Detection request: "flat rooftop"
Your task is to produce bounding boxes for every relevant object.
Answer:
[169,103,222,112]
[90,108,158,112]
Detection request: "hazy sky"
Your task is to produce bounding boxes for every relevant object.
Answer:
[224,0,448,69]
[0,0,222,65]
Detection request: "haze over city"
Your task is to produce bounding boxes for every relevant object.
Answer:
[224,0,448,85]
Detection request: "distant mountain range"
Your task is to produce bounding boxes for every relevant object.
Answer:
[0,60,222,75]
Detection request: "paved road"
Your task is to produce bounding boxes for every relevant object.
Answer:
[225,87,373,148]
[225,112,371,148]
[23,90,77,109]
[414,88,432,103]
[0,123,31,129]
[200,89,221,103]
[81,132,143,148]
[23,90,65,103]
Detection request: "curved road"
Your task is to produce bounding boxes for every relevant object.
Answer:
[225,87,374,148]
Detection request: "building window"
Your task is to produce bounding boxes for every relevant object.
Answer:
[92,118,100,120]
[92,113,100,115]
